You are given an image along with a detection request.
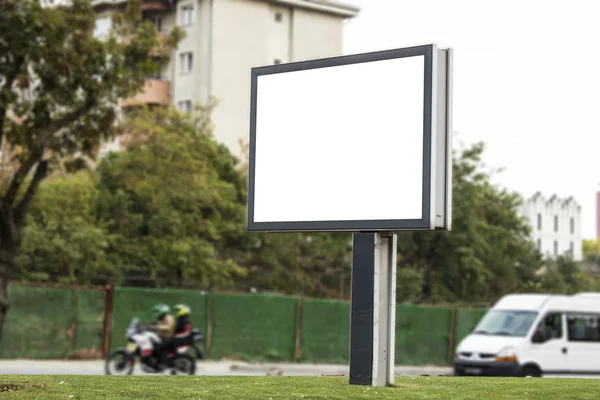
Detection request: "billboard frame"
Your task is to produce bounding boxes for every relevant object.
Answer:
[247,44,451,233]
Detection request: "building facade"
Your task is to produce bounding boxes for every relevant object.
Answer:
[596,190,600,240]
[519,192,583,261]
[91,0,360,157]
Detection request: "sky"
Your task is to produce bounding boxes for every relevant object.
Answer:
[341,0,600,239]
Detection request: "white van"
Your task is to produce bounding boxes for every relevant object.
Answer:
[454,293,600,378]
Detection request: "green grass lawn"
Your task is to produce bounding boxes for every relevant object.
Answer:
[0,376,598,400]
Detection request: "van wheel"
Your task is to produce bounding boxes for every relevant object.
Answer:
[519,365,541,378]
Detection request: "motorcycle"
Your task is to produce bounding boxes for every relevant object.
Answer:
[105,318,196,375]
[175,328,205,361]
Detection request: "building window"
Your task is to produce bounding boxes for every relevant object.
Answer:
[180,4,194,27]
[274,12,283,22]
[536,239,541,251]
[554,215,558,232]
[179,52,193,74]
[570,241,574,256]
[178,100,192,113]
[151,16,163,33]
[570,217,574,234]
[274,59,281,65]
[537,213,542,230]
[93,16,112,37]
[553,240,558,256]
[567,314,600,342]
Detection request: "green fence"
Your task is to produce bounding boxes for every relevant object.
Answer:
[0,285,105,359]
[109,287,208,352]
[210,293,298,362]
[73,289,106,357]
[454,307,488,347]
[395,304,453,366]
[0,284,492,365]
[299,300,457,366]
[300,298,351,364]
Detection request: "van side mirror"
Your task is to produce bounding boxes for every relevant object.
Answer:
[531,329,548,344]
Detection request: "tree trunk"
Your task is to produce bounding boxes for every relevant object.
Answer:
[0,202,22,341]
[0,247,17,341]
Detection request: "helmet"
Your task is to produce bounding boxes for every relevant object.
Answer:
[174,304,191,318]
[151,304,170,319]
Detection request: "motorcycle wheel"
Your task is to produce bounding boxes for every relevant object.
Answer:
[169,354,196,375]
[105,349,135,376]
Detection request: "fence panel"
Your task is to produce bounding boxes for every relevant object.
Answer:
[72,289,106,358]
[109,287,208,352]
[211,293,298,362]
[395,304,453,366]
[300,298,350,364]
[454,308,488,347]
[0,285,74,359]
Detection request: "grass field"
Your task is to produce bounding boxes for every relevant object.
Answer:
[0,375,598,399]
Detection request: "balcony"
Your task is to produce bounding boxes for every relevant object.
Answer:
[141,0,170,12]
[121,79,170,107]
[91,0,171,11]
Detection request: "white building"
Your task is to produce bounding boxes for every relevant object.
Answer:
[91,0,360,158]
[519,192,583,261]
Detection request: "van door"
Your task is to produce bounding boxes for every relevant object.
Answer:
[564,313,600,376]
[524,312,567,374]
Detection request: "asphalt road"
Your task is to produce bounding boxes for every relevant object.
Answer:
[0,360,452,376]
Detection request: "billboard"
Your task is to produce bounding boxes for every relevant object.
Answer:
[248,44,452,232]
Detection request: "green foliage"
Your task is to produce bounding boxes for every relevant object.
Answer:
[236,232,352,297]
[540,255,594,294]
[15,172,115,283]
[96,106,247,288]
[540,265,567,294]
[396,267,424,303]
[583,239,600,264]
[395,142,543,304]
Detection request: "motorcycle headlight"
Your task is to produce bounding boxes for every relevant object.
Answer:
[495,346,518,363]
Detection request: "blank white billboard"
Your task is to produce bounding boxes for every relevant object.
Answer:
[247,44,452,232]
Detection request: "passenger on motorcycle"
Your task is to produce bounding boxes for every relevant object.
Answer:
[173,304,193,340]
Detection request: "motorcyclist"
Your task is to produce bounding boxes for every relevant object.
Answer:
[173,304,193,340]
[149,303,175,371]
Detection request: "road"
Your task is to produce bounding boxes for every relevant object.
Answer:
[0,360,452,376]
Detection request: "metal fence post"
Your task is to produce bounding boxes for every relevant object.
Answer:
[102,280,115,358]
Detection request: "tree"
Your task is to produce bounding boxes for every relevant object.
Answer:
[583,239,600,266]
[0,0,182,337]
[96,106,247,289]
[395,142,543,304]
[236,232,352,298]
[15,171,116,284]
[540,265,567,294]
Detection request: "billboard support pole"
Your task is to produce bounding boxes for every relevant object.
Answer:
[349,232,397,387]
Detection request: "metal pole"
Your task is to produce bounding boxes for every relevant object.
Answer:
[102,280,115,358]
[349,232,397,386]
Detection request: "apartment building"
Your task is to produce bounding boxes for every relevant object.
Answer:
[91,0,360,157]
[519,192,583,261]
[597,190,600,240]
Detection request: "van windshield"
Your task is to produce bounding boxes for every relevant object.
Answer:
[473,310,538,337]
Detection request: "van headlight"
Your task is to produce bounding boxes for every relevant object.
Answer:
[495,346,518,363]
